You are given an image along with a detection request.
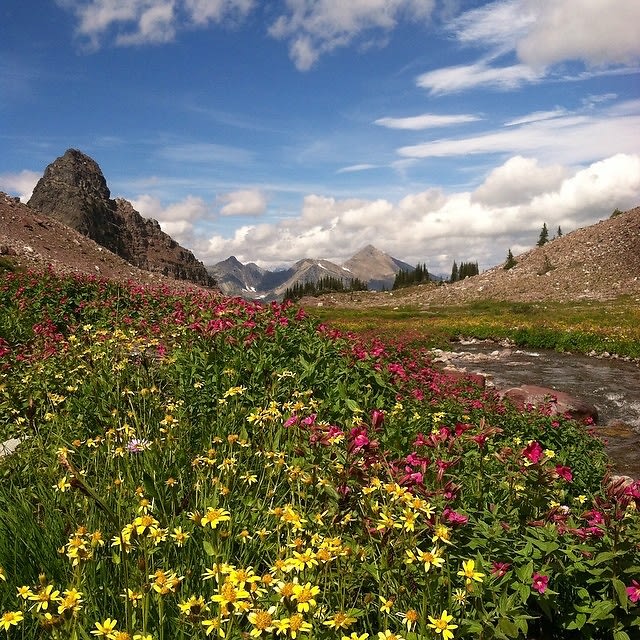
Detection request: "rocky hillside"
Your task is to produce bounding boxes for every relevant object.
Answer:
[306,205,640,308]
[0,192,190,287]
[27,149,215,287]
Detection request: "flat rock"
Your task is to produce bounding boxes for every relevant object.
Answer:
[502,384,598,422]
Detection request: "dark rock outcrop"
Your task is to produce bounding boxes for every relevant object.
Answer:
[28,149,215,287]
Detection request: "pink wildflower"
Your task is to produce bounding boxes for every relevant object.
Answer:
[555,465,573,482]
[532,573,549,594]
[522,441,544,464]
[491,562,511,578]
[626,580,640,603]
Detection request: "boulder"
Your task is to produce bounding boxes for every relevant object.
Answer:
[501,384,598,422]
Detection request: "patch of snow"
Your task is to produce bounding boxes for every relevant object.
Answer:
[317,263,328,270]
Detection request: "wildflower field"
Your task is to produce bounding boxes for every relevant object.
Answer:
[0,269,639,640]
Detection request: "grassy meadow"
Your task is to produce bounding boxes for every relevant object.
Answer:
[0,269,639,640]
[308,298,640,360]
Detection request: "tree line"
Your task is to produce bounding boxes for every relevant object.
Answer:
[283,275,368,301]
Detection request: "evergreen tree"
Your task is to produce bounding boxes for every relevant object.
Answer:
[557,225,563,238]
[537,223,549,247]
[450,260,459,283]
[504,249,517,270]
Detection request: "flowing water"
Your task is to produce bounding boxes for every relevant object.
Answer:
[438,342,640,477]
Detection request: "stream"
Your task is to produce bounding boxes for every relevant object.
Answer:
[435,341,640,477]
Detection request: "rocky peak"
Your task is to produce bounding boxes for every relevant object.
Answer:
[27,149,214,287]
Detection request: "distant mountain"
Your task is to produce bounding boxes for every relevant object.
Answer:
[343,244,414,291]
[208,245,414,300]
[27,149,215,287]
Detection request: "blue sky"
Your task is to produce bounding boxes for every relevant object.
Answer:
[1,1,639,273]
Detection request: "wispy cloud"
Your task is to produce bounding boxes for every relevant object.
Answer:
[268,0,436,71]
[336,164,378,174]
[416,61,542,95]
[397,104,640,166]
[157,142,254,165]
[504,109,567,127]
[375,113,480,130]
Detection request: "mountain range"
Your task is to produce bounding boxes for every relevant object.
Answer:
[207,245,414,300]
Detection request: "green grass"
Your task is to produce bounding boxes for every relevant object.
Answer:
[308,297,640,359]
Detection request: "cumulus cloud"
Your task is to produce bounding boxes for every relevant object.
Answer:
[268,0,436,71]
[195,153,640,273]
[472,156,568,207]
[517,0,640,68]
[375,113,480,129]
[218,189,267,216]
[57,0,255,48]
[131,193,210,245]
[0,170,41,202]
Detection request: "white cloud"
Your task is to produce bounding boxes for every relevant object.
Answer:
[472,156,567,207]
[375,113,480,129]
[218,189,267,216]
[57,0,255,48]
[418,0,640,95]
[115,2,176,46]
[195,153,640,274]
[269,0,436,71]
[517,0,640,68]
[397,105,640,166]
[184,0,254,26]
[131,193,210,245]
[0,170,41,202]
[416,61,542,94]
[504,109,567,127]
[336,164,378,174]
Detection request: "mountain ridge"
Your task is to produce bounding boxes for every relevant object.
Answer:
[207,245,413,300]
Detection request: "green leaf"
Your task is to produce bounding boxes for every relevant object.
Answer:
[587,600,616,623]
[498,618,519,638]
[516,583,531,604]
[345,398,361,412]
[203,540,216,557]
[613,578,629,609]
[613,631,631,640]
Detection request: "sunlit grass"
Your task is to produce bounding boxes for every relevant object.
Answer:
[308,297,640,358]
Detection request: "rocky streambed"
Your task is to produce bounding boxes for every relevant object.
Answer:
[434,340,640,477]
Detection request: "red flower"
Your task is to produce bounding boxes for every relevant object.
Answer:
[532,572,549,594]
[555,465,573,482]
[627,580,640,603]
[522,441,544,464]
[491,562,511,578]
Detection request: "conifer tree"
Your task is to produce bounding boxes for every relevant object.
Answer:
[450,260,459,282]
[557,225,562,238]
[537,223,549,247]
[504,248,517,270]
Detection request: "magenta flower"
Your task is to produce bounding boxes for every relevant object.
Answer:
[491,562,511,578]
[555,465,573,482]
[627,580,640,603]
[522,441,544,464]
[532,573,549,594]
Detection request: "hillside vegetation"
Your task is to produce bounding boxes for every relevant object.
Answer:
[1,269,639,640]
